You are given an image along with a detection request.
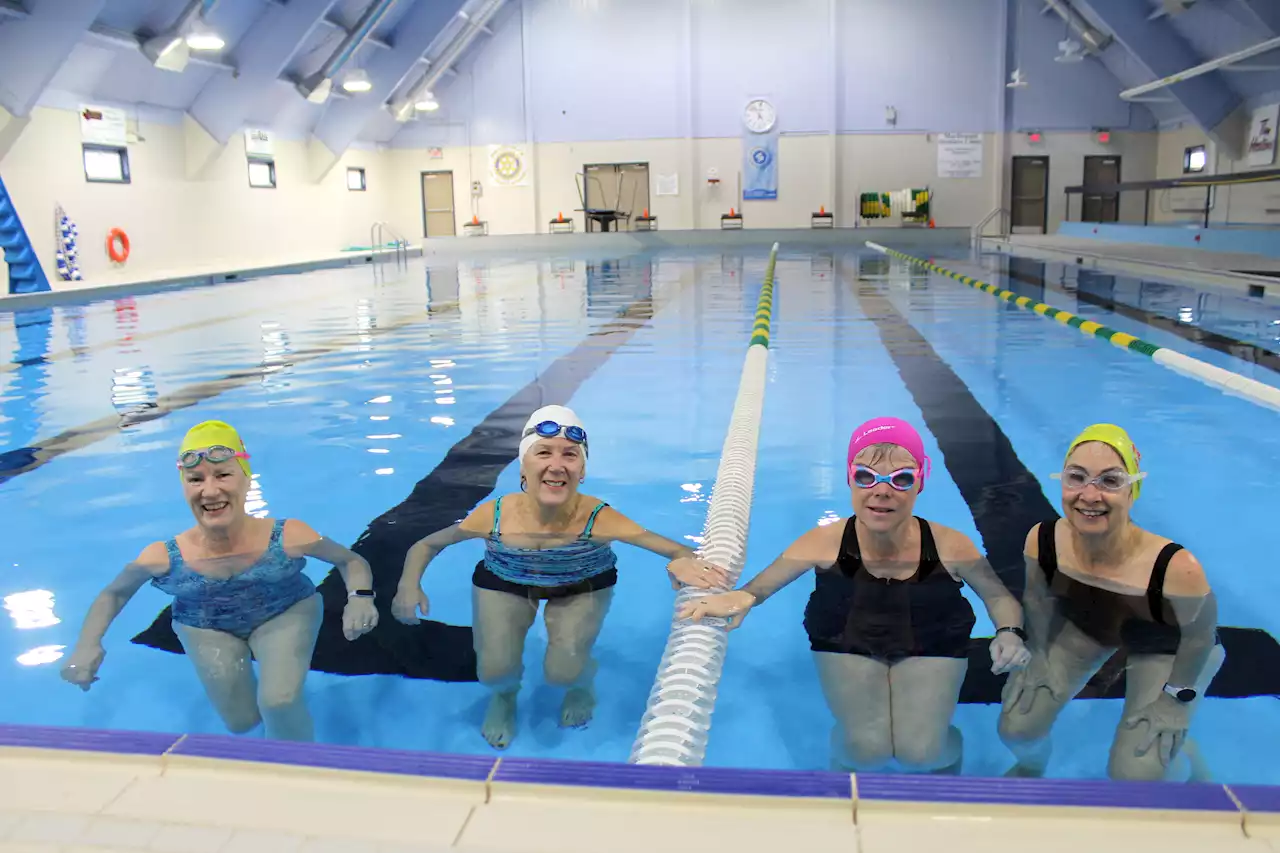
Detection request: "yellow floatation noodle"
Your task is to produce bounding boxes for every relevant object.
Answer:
[179,420,251,477]
[1066,423,1142,499]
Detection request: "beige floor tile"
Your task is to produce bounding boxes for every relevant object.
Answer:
[0,756,153,814]
[857,810,1252,852]
[104,767,480,847]
[10,811,93,844]
[80,816,165,849]
[0,843,61,853]
[222,828,306,853]
[148,824,234,853]
[0,812,23,838]
[1246,813,1280,841]
[458,788,857,853]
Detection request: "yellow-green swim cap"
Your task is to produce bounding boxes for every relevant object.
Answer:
[1066,423,1142,499]
[179,420,251,478]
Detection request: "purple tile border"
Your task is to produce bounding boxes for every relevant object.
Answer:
[1226,785,1280,813]
[169,735,496,781]
[0,723,179,756]
[855,774,1239,812]
[492,757,851,799]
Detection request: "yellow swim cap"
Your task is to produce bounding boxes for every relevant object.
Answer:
[1066,423,1142,499]
[179,420,251,477]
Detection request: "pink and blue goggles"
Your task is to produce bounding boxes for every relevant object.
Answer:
[524,420,587,447]
[177,445,250,469]
[850,464,918,492]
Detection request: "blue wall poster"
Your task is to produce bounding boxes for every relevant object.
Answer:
[743,128,779,200]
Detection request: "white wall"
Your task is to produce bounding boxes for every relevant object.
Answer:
[0,105,392,286]
[1152,122,1280,227]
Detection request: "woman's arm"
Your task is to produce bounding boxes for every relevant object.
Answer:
[283,519,373,593]
[1020,523,1059,653]
[936,526,1023,632]
[61,545,164,689]
[590,506,731,588]
[678,522,839,626]
[397,503,494,592]
[1161,549,1217,689]
[71,543,167,652]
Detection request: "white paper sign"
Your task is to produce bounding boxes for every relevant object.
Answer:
[1247,104,1279,167]
[654,173,679,196]
[79,104,128,146]
[937,133,984,178]
[244,128,274,159]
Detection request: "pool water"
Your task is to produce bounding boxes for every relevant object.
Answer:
[1,244,1278,783]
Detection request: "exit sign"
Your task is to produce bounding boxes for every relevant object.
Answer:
[1028,131,1043,144]
[1095,129,1112,144]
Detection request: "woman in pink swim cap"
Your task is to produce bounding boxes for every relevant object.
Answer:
[681,416,1028,774]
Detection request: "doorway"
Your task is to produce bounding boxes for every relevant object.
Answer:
[1010,156,1049,234]
[421,171,456,237]
[582,162,650,232]
[1081,155,1121,223]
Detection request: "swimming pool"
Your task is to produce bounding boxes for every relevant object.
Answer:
[2,241,1278,783]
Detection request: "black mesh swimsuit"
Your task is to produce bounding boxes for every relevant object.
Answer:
[803,516,976,663]
[1037,520,1201,655]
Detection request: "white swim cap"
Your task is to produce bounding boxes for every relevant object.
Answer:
[519,405,588,462]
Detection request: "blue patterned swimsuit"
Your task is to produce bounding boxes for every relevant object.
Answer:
[472,497,618,600]
[151,518,317,639]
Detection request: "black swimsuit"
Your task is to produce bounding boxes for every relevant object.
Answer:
[1037,520,1192,655]
[803,516,976,663]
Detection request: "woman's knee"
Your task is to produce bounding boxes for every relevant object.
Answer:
[835,725,893,771]
[998,700,1058,746]
[478,655,523,689]
[257,679,306,715]
[1107,747,1170,782]
[543,644,589,687]
[219,707,262,735]
[893,726,957,772]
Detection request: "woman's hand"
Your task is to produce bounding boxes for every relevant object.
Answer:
[1122,692,1191,768]
[989,630,1032,675]
[666,556,731,590]
[342,596,379,641]
[677,590,756,630]
[391,585,430,625]
[61,644,105,691]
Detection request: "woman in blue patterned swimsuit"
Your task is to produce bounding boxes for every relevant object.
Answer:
[60,420,379,741]
[392,405,730,749]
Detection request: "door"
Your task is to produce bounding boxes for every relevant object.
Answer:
[1081,156,1121,223]
[583,162,650,231]
[421,171,456,237]
[1010,156,1049,234]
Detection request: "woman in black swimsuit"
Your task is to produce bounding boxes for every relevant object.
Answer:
[681,417,1028,773]
[998,424,1223,780]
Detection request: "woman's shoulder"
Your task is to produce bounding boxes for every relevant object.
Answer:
[921,519,982,562]
[1138,528,1209,596]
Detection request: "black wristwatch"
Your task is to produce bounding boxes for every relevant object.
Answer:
[348,589,375,599]
[996,625,1027,641]
[1163,683,1197,703]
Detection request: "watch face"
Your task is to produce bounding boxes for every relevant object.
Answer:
[1176,687,1197,702]
[744,99,776,133]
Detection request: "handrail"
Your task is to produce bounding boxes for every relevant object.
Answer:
[369,221,408,272]
[971,206,1009,243]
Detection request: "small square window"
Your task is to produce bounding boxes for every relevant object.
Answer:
[347,167,367,191]
[1184,144,1206,174]
[248,158,276,188]
[83,145,130,184]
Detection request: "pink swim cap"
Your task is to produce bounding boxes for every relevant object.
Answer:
[846,417,932,493]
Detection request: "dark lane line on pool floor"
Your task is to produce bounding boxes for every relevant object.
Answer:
[0,298,465,486]
[842,260,1280,704]
[1001,259,1280,376]
[132,293,673,682]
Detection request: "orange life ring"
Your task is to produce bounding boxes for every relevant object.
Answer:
[106,228,130,264]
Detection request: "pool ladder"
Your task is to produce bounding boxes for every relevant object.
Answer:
[370,221,409,275]
[971,206,1009,246]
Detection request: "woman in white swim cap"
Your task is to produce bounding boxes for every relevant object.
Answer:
[393,404,730,749]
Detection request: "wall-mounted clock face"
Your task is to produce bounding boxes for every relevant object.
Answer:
[743,98,776,133]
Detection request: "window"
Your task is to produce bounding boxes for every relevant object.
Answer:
[347,167,366,191]
[1184,144,1207,174]
[248,158,276,189]
[83,145,130,184]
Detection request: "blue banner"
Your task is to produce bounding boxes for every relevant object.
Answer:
[742,128,778,200]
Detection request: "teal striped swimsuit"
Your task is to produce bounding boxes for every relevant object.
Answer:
[472,497,618,599]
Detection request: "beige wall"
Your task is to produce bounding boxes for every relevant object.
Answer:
[1005,131,1159,234]
[0,106,391,286]
[1152,122,1280,227]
